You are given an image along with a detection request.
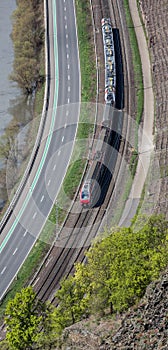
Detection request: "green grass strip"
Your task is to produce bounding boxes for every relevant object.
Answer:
[58,0,97,201]
[123,0,143,177]
[75,0,96,102]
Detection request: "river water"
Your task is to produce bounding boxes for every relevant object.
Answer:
[0,0,34,208]
[0,0,19,135]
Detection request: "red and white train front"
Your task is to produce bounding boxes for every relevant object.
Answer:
[80,180,91,206]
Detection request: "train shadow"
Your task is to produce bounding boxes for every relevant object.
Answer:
[92,116,122,207]
[113,28,124,110]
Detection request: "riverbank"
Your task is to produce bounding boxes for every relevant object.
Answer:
[0,1,45,217]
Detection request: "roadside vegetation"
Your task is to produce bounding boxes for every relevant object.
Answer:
[123,0,144,177]
[0,0,45,217]
[10,0,44,94]
[1,215,167,349]
[75,0,96,102]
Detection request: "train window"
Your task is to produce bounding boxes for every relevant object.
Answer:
[81,191,89,199]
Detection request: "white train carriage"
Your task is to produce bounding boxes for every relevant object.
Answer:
[102,18,116,106]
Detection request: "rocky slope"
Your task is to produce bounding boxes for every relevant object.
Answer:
[57,268,168,349]
[139,0,168,218]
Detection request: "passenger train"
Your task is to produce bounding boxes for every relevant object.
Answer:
[101,18,116,106]
[80,18,117,207]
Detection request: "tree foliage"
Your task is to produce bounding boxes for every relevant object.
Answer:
[4,287,65,349]
[10,0,44,94]
[80,214,168,313]
[52,215,168,318]
[54,274,90,328]
[5,286,44,349]
[0,340,9,350]
[54,215,168,316]
[35,302,63,349]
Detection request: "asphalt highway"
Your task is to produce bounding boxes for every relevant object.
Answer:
[0,0,80,300]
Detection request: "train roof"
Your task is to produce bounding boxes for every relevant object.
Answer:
[80,180,91,202]
[101,18,111,26]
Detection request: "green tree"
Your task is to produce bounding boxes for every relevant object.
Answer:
[76,215,168,313]
[10,0,44,94]
[5,286,43,350]
[0,340,9,350]
[36,302,63,349]
[55,274,89,327]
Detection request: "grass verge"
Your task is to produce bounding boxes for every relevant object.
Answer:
[75,0,96,102]
[123,0,143,177]
[57,0,97,203]
[61,0,96,190]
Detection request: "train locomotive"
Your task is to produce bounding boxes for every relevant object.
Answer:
[79,180,91,206]
[80,178,101,208]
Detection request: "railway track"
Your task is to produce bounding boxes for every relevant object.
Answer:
[32,125,120,302]
[110,0,136,149]
[31,0,135,304]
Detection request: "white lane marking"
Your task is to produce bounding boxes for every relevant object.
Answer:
[33,212,37,219]
[13,248,18,256]
[68,86,71,92]
[64,0,65,2]
[66,33,68,39]
[58,150,61,156]
[66,110,69,116]
[66,43,69,49]
[62,136,64,142]
[68,75,70,80]
[47,179,51,186]
[64,6,66,11]
[23,230,27,237]
[53,164,56,171]
[67,64,70,69]
[40,195,44,202]
[65,24,67,30]
[68,98,70,104]
[64,15,67,20]
[1,266,6,275]
[64,123,67,128]
[67,53,69,59]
